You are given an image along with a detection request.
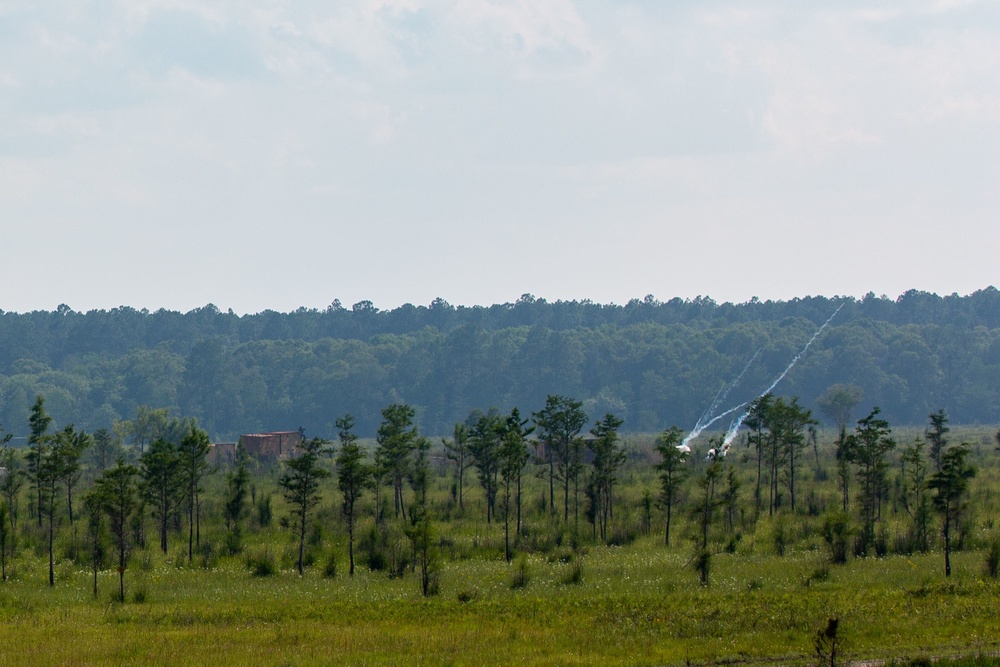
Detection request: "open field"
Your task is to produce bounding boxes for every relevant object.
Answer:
[0,421,998,666]
[1,535,999,666]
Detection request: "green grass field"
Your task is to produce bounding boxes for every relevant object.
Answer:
[1,425,998,665]
[1,533,998,666]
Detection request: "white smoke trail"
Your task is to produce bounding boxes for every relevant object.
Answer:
[683,348,762,449]
[692,348,761,435]
[721,414,745,454]
[693,382,728,437]
[718,303,845,453]
[681,401,750,449]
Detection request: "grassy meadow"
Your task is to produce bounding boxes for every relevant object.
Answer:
[1,426,999,665]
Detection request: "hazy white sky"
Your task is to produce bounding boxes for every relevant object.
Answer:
[2,0,998,314]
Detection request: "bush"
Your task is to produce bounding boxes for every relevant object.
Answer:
[360,524,406,573]
[822,512,853,564]
[366,548,387,572]
[547,547,574,564]
[561,560,583,586]
[225,529,243,556]
[198,541,219,569]
[309,522,323,548]
[813,617,840,667]
[139,551,154,572]
[874,525,889,557]
[323,552,337,578]
[246,549,276,577]
[607,522,640,547]
[985,538,1000,579]
[256,495,272,528]
[424,569,440,596]
[774,517,789,557]
[694,549,711,587]
[805,563,830,587]
[510,556,530,590]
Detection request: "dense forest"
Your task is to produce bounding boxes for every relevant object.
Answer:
[1,288,999,440]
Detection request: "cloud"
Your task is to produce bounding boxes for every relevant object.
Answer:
[448,0,596,72]
[133,9,262,79]
[1,1,999,312]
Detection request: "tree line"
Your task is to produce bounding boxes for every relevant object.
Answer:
[3,290,1000,439]
[4,289,1000,360]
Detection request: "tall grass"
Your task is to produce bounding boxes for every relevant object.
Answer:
[1,426,998,664]
[0,540,998,665]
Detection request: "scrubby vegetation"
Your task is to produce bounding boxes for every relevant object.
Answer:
[0,392,998,664]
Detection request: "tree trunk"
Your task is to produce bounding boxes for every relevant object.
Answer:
[297,509,306,576]
[755,440,762,513]
[160,511,168,554]
[48,510,55,587]
[789,447,796,512]
[348,519,355,576]
[196,494,202,549]
[504,484,511,563]
[188,496,195,562]
[665,497,672,547]
[516,468,522,535]
[943,504,952,577]
[573,475,580,534]
[564,475,570,524]
[549,456,555,516]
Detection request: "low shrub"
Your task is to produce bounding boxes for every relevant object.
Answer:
[822,512,853,564]
[246,549,276,577]
[323,552,337,578]
[225,529,243,556]
[773,517,789,557]
[510,556,530,590]
[200,541,219,569]
[985,538,1000,579]
[561,560,583,586]
[256,496,272,528]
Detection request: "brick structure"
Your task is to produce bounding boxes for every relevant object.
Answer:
[239,431,304,462]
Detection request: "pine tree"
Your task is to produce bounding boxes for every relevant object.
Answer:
[140,439,183,554]
[375,404,418,521]
[926,409,950,473]
[531,395,587,525]
[498,408,532,561]
[92,459,138,602]
[26,396,52,528]
[468,410,504,524]
[279,437,330,575]
[223,448,250,553]
[336,415,370,576]
[442,423,472,513]
[654,426,688,547]
[178,426,212,562]
[588,413,625,544]
[848,407,895,555]
[929,443,975,577]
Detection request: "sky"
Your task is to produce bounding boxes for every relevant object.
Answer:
[2,0,999,314]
